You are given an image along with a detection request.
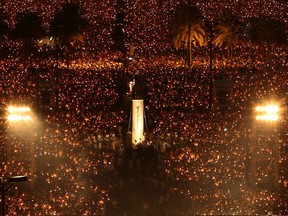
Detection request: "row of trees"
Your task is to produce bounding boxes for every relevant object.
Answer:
[0,2,287,67]
[170,4,287,66]
[0,3,87,66]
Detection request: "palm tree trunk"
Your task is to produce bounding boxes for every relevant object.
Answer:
[36,70,39,109]
[227,46,231,60]
[23,37,32,57]
[227,42,233,61]
[189,42,192,67]
[230,45,233,60]
[55,42,59,111]
[65,42,69,68]
[187,35,191,68]
[208,21,213,110]
[259,0,262,18]
[259,43,265,60]
[187,0,191,68]
[267,42,271,65]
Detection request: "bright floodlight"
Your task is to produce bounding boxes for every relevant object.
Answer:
[7,106,32,122]
[255,104,279,122]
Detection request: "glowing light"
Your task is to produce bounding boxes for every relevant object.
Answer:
[8,115,32,121]
[256,114,278,121]
[255,104,280,122]
[8,106,31,113]
[132,100,145,145]
[7,106,32,122]
[255,105,279,113]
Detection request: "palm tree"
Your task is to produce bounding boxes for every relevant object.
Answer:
[0,9,9,56]
[214,9,245,60]
[111,0,126,55]
[170,4,205,67]
[247,17,287,64]
[0,9,9,38]
[50,2,88,68]
[213,9,245,61]
[11,12,45,56]
[276,0,288,4]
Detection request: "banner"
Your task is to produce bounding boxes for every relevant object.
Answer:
[132,99,145,145]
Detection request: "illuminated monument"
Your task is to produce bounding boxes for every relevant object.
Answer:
[131,99,145,146]
[126,75,147,148]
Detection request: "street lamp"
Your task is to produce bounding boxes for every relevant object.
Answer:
[1,175,28,216]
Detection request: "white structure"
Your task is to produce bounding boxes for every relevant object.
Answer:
[131,99,145,146]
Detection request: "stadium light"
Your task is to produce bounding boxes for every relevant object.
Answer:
[255,104,279,122]
[7,106,32,122]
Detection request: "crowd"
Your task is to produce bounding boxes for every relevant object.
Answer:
[0,0,287,215]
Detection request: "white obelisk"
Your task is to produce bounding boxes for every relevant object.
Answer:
[131,99,145,146]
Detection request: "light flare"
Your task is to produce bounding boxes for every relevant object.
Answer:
[255,104,280,122]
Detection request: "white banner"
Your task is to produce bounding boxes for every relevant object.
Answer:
[132,99,145,145]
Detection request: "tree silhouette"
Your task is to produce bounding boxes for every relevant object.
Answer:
[0,9,9,58]
[247,17,287,64]
[11,11,45,56]
[111,0,126,55]
[0,9,9,38]
[276,0,288,3]
[50,2,88,68]
[170,4,205,67]
[213,9,245,60]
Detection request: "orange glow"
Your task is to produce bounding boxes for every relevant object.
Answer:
[7,106,32,122]
[255,104,280,122]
